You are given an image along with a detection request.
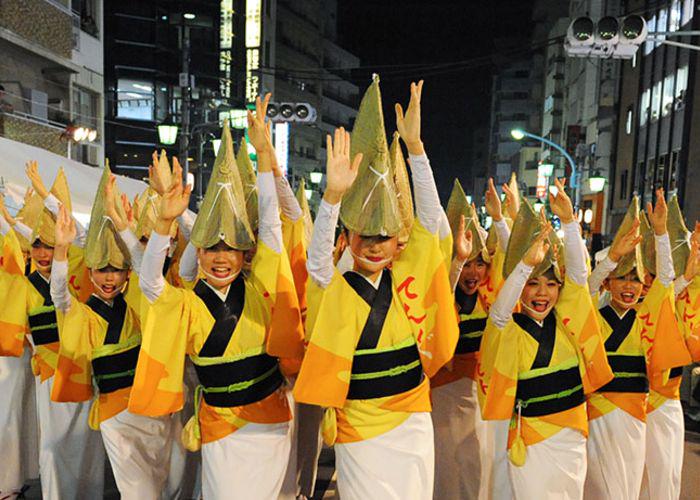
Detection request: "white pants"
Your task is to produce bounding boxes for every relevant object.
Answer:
[100,410,175,500]
[335,412,434,500]
[509,427,587,500]
[0,348,39,494]
[431,377,486,500]
[35,376,105,500]
[483,419,514,500]
[584,409,645,500]
[640,399,684,500]
[201,420,292,500]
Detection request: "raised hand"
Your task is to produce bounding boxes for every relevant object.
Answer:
[502,182,520,220]
[608,218,642,262]
[684,241,700,281]
[484,178,503,222]
[454,215,473,261]
[523,213,552,267]
[247,93,272,154]
[24,187,34,205]
[548,177,574,223]
[159,166,192,223]
[646,188,667,236]
[55,203,76,250]
[395,80,425,155]
[104,175,128,232]
[149,151,171,196]
[121,194,135,229]
[25,160,49,199]
[0,194,16,225]
[323,127,362,205]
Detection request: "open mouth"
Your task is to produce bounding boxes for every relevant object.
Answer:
[211,266,232,279]
[531,300,550,313]
[464,279,478,289]
[100,284,116,294]
[365,255,384,263]
[36,260,51,268]
[620,292,636,304]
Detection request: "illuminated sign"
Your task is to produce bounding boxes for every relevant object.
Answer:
[218,109,248,129]
[274,122,289,176]
[536,174,547,199]
[245,0,262,102]
[219,0,233,99]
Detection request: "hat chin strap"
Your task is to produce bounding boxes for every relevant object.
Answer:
[519,301,554,320]
[199,266,240,287]
[348,248,393,269]
[90,275,127,299]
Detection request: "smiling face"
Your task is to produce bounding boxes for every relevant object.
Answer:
[606,271,644,311]
[31,240,54,276]
[348,231,399,277]
[458,256,489,296]
[90,266,129,300]
[519,270,561,321]
[197,241,244,289]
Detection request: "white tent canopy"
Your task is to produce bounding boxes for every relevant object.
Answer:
[0,136,148,226]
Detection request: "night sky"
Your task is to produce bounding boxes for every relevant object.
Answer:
[337,0,535,200]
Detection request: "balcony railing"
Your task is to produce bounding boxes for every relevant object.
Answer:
[0,0,73,59]
[0,112,67,156]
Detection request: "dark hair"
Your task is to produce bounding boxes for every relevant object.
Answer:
[0,84,5,92]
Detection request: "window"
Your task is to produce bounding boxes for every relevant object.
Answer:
[640,89,650,126]
[72,0,99,38]
[116,79,154,121]
[676,65,689,108]
[682,0,695,25]
[662,73,676,117]
[651,81,662,122]
[619,170,628,200]
[670,0,682,31]
[626,107,633,134]
[72,86,99,129]
[644,15,657,55]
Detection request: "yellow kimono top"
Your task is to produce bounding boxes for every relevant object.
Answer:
[281,214,308,318]
[588,279,691,421]
[52,278,143,428]
[0,246,88,376]
[477,277,613,453]
[293,221,459,444]
[433,248,506,387]
[128,242,304,448]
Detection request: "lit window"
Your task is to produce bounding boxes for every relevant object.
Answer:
[116,79,154,121]
[682,0,695,25]
[662,73,676,116]
[639,89,650,127]
[626,108,633,134]
[650,81,662,122]
[670,0,682,31]
[644,15,657,55]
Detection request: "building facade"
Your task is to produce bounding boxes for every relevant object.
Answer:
[0,0,104,165]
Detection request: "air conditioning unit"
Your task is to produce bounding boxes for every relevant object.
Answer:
[86,144,100,166]
[22,88,48,121]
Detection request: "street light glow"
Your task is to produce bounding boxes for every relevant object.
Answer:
[309,171,323,184]
[184,13,196,20]
[588,172,606,193]
[510,129,525,140]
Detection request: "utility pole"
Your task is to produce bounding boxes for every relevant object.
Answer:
[179,23,191,181]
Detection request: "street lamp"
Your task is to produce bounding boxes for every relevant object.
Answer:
[310,172,323,184]
[158,117,179,145]
[588,170,606,193]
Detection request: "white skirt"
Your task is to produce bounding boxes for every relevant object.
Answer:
[0,348,39,493]
[201,420,292,500]
[35,375,105,500]
[335,411,434,500]
[640,399,684,500]
[509,427,587,500]
[431,377,485,500]
[482,419,514,500]
[584,408,646,500]
[100,410,175,500]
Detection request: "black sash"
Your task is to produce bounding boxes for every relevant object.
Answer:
[670,366,684,379]
[92,345,140,394]
[194,277,246,358]
[86,294,127,345]
[28,271,52,306]
[455,286,478,315]
[456,317,487,354]
[27,271,58,345]
[513,312,557,369]
[516,364,585,417]
[600,306,637,352]
[598,354,648,393]
[343,270,392,350]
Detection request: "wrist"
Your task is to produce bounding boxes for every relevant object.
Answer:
[491,212,503,222]
[654,226,667,236]
[53,245,69,262]
[323,189,343,205]
[684,271,694,282]
[155,217,175,236]
[608,250,620,263]
[559,214,575,224]
[405,140,424,156]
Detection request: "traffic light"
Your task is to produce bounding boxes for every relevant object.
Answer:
[565,15,647,59]
[266,102,317,124]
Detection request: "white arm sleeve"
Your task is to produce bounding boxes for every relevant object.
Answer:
[562,220,588,286]
[118,228,143,274]
[449,256,467,292]
[588,257,618,296]
[176,210,196,240]
[49,259,72,313]
[489,261,533,329]
[409,153,444,235]
[12,221,33,242]
[307,199,339,289]
[257,172,283,254]
[139,232,170,303]
[655,233,675,286]
[275,176,303,222]
[493,218,511,252]
[674,275,690,299]
[45,193,86,248]
[0,216,10,236]
[178,242,199,282]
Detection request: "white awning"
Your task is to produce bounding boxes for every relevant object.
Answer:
[0,136,147,225]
